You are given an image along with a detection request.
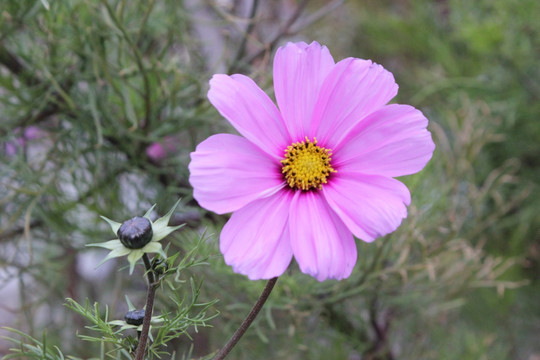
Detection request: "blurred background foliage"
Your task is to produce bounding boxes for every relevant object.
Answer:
[0,0,538,359]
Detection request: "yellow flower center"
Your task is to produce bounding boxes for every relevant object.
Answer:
[281,137,336,191]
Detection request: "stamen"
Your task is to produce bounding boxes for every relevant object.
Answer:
[281,137,336,191]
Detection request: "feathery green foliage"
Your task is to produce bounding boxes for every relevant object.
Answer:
[1,0,538,359]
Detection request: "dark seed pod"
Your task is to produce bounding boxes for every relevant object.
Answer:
[117,216,153,249]
[151,256,169,275]
[124,309,145,326]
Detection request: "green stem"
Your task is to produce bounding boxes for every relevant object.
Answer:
[102,1,152,129]
[213,277,278,360]
[228,0,259,74]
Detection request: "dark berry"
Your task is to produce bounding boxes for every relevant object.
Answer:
[117,216,153,249]
[124,309,145,326]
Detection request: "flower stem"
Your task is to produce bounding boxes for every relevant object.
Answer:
[142,252,156,285]
[213,277,278,360]
[134,254,158,360]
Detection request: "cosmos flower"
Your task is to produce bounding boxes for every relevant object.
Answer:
[4,126,46,156]
[90,200,183,274]
[146,136,178,163]
[189,42,435,281]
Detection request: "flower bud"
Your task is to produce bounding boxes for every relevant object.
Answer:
[151,256,169,275]
[124,309,145,326]
[117,217,153,249]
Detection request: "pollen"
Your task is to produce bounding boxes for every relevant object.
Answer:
[281,137,337,191]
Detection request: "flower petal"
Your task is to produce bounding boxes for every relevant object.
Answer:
[289,192,357,281]
[109,246,132,257]
[220,191,293,280]
[273,41,335,140]
[152,224,184,242]
[142,241,163,254]
[152,199,181,230]
[208,74,290,158]
[333,104,435,177]
[95,246,131,268]
[108,320,127,326]
[142,242,166,261]
[323,173,411,242]
[311,58,398,149]
[88,239,122,250]
[100,216,122,234]
[189,134,284,214]
[143,204,157,219]
[127,250,144,274]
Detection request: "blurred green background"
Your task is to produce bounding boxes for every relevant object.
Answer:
[1,0,538,359]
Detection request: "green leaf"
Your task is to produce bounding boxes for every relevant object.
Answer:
[40,0,50,10]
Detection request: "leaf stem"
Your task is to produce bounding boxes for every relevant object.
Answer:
[142,252,156,285]
[102,0,152,129]
[228,0,259,74]
[213,277,278,360]
[134,254,157,360]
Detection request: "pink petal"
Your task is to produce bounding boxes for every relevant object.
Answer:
[311,58,398,149]
[146,142,167,161]
[220,191,294,280]
[289,191,357,281]
[273,41,335,141]
[333,104,435,177]
[146,136,178,162]
[208,74,290,158]
[189,134,284,214]
[4,141,18,156]
[323,173,411,242]
[23,126,45,140]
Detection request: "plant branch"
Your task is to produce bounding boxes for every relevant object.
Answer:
[0,44,39,86]
[245,0,308,65]
[134,254,157,360]
[213,277,278,360]
[289,0,345,33]
[228,0,260,74]
[142,252,156,285]
[365,293,394,359]
[102,1,152,130]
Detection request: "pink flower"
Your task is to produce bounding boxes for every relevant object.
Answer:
[189,42,435,281]
[4,126,46,156]
[4,137,25,156]
[23,126,46,140]
[145,136,177,162]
